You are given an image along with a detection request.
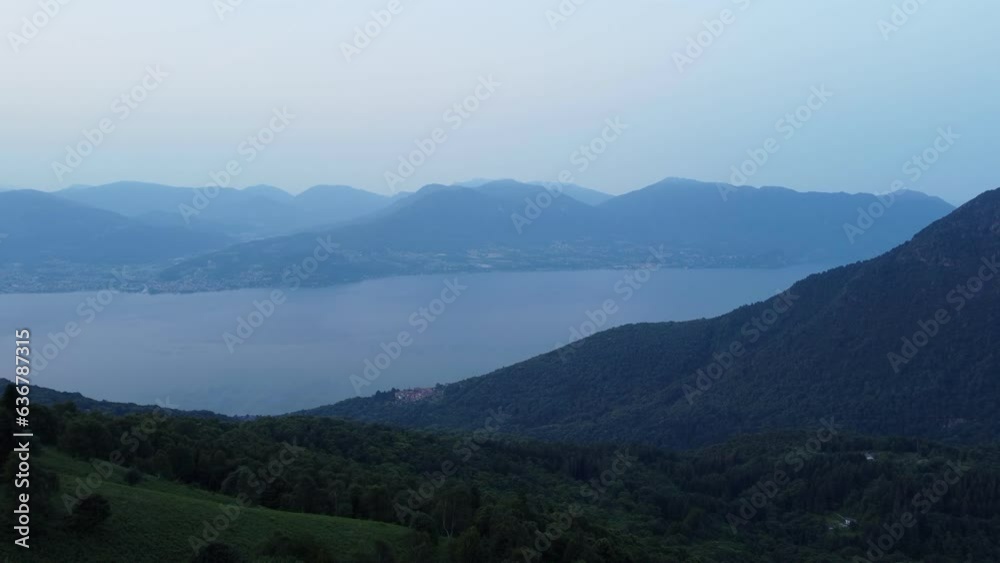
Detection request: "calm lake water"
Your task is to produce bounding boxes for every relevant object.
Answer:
[0,266,827,415]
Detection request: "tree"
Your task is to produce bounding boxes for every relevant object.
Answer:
[257,532,336,563]
[191,541,246,563]
[59,417,113,459]
[67,494,111,531]
[433,485,477,538]
[351,539,397,563]
[3,457,59,534]
[125,467,143,486]
[449,527,482,563]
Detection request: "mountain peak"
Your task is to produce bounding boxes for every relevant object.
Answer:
[650,176,725,189]
[900,187,1000,252]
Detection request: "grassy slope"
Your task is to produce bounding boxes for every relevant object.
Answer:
[2,449,416,563]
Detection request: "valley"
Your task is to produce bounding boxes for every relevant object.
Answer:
[6,4,997,560]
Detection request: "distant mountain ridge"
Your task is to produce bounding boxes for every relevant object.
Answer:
[454,177,614,206]
[307,187,1000,449]
[52,179,614,240]
[0,189,232,265]
[154,178,954,292]
[1,176,957,294]
[599,178,953,263]
[53,181,398,239]
[0,377,226,419]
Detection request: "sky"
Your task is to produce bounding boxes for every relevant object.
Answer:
[1,0,997,203]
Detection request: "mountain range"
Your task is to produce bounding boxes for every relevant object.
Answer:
[308,187,1000,449]
[5,184,999,562]
[54,181,400,239]
[0,190,231,266]
[153,178,954,292]
[1,177,955,293]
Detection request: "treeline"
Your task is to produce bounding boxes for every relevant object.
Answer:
[4,387,1000,562]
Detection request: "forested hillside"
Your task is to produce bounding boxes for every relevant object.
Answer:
[3,386,1000,562]
[315,188,1000,449]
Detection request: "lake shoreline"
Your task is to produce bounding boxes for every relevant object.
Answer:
[0,266,830,415]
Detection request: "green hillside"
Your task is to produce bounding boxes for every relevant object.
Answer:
[2,390,1000,562]
[1,450,416,563]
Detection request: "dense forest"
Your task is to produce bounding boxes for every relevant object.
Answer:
[4,386,1000,562]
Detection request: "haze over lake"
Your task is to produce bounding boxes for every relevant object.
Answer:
[2,267,826,415]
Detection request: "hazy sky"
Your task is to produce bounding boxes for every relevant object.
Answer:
[2,0,997,202]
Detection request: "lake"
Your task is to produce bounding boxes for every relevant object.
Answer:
[0,266,827,415]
